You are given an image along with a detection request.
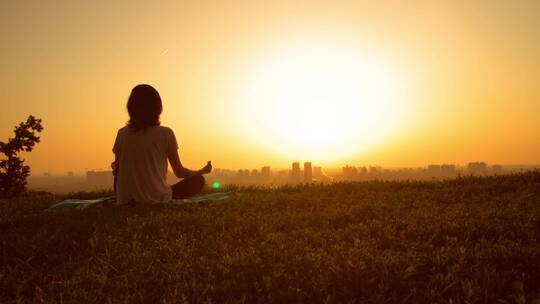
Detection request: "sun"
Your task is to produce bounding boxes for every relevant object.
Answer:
[236,44,404,162]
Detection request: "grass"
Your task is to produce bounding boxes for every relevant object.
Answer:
[1,172,540,303]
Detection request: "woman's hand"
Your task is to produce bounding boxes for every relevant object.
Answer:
[111,161,119,176]
[199,161,212,174]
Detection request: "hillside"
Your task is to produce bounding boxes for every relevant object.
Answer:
[1,172,540,303]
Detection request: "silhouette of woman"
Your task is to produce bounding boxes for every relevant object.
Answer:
[112,84,212,204]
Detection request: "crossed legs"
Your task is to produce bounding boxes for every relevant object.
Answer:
[171,174,205,199]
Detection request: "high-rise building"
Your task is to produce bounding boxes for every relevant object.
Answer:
[304,162,312,182]
[291,162,301,182]
[261,166,271,180]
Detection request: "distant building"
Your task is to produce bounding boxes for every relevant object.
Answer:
[427,164,441,176]
[342,165,358,179]
[304,162,313,182]
[441,164,457,175]
[275,169,289,181]
[360,166,368,175]
[261,166,271,180]
[468,162,488,175]
[291,162,301,182]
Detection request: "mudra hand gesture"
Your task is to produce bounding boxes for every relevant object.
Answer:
[200,161,212,174]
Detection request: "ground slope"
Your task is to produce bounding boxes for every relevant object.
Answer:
[1,172,540,303]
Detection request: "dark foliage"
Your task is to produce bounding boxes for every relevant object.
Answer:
[0,115,43,198]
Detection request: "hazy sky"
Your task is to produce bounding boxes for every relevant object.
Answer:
[1,0,539,174]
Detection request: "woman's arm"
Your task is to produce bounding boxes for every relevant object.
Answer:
[111,154,119,192]
[168,150,212,179]
[111,155,119,176]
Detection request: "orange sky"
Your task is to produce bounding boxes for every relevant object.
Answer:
[1,1,539,174]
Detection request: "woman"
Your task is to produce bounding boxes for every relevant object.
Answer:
[112,84,212,204]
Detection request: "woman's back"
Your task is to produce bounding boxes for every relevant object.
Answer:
[113,125,178,204]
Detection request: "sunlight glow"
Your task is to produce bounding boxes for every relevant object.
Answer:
[237,45,404,161]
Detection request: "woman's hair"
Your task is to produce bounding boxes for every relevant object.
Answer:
[126,84,163,131]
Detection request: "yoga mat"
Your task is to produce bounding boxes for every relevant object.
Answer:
[46,192,232,211]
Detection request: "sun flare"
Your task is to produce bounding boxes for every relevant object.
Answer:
[236,44,404,162]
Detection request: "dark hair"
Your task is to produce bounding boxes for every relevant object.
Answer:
[126,84,162,131]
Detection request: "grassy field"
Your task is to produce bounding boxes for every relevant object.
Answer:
[1,172,540,303]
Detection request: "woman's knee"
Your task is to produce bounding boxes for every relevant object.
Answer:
[192,174,205,188]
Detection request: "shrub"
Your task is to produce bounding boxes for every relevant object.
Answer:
[0,115,43,198]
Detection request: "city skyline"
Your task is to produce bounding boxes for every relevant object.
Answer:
[28,160,538,194]
[34,159,540,177]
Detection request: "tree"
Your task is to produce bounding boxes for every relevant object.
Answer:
[0,116,43,198]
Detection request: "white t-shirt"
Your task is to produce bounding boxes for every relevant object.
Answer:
[112,125,178,204]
